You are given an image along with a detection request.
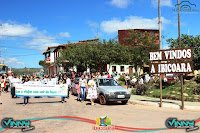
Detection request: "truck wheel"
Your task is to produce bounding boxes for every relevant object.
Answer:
[121,100,128,105]
[100,95,106,105]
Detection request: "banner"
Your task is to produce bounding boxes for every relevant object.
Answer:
[15,84,68,97]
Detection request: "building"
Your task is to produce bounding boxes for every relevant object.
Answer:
[43,38,99,75]
[107,29,159,75]
[118,29,159,46]
[43,46,57,74]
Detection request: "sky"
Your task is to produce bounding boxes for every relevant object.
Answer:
[0,0,199,68]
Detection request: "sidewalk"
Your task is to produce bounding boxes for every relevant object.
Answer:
[128,94,200,110]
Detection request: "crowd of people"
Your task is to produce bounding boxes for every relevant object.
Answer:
[0,72,104,106]
[0,71,170,106]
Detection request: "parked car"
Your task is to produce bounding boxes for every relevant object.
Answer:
[96,78,131,105]
[166,74,175,82]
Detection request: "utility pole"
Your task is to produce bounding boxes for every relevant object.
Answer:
[158,0,162,107]
[177,0,184,110]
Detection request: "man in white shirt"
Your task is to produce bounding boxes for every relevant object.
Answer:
[65,75,71,99]
[102,73,107,78]
[131,76,137,88]
[138,76,144,85]
[144,73,150,83]
[10,75,21,98]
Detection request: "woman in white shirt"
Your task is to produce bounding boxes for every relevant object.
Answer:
[87,77,98,105]
[79,75,87,102]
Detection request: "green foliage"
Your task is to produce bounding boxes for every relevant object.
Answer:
[193,88,200,95]
[167,34,200,69]
[195,76,200,83]
[145,79,200,102]
[118,81,125,86]
[136,84,148,95]
[39,60,45,67]
[131,88,137,95]
[58,38,130,72]
[119,75,125,82]
[124,31,159,72]
[12,68,40,75]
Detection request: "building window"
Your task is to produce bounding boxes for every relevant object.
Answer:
[112,66,116,71]
[120,66,124,72]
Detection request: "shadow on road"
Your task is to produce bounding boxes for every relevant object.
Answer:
[138,99,180,105]
[16,101,62,104]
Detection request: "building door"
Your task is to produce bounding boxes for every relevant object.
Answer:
[129,66,133,74]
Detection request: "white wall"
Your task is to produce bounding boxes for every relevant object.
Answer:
[107,64,136,75]
[50,48,56,63]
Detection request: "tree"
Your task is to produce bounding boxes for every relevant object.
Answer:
[39,60,48,73]
[124,30,159,74]
[58,38,130,72]
[167,34,200,70]
[39,60,46,67]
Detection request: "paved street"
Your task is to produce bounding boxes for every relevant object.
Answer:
[0,92,199,133]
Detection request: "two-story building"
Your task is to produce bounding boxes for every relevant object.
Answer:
[43,38,100,75]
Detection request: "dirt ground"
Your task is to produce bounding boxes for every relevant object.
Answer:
[0,92,199,133]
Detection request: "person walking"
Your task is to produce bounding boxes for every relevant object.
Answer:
[61,80,67,103]
[64,75,71,99]
[76,81,81,101]
[1,76,5,92]
[125,74,130,89]
[87,77,98,105]
[23,77,30,105]
[5,75,9,92]
[79,75,87,102]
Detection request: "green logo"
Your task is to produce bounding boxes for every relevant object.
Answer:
[173,1,199,13]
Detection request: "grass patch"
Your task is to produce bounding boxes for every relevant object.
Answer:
[145,79,200,102]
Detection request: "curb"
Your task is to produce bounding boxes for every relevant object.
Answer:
[128,100,200,111]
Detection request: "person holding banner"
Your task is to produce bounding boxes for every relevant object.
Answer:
[23,77,30,105]
[10,75,21,98]
[61,80,68,103]
[64,75,71,99]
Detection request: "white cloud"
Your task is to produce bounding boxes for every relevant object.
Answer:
[4,58,25,66]
[0,23,37,37]
[59,32,71,37]
[109,0,132,8]
[87,21,99,28]
[162,45,169,49]
[100,16,171,34]
[152,0,173,7]
[0,21,71,52]
[25,32,60,52]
